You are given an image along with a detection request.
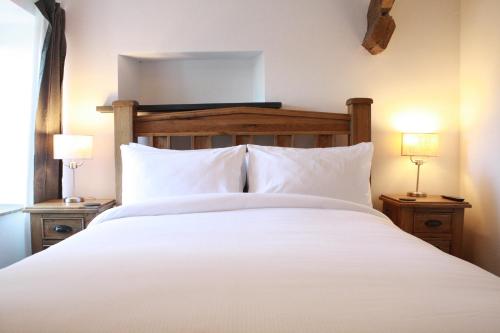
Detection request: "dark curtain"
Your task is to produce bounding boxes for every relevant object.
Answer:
[34,0,66,203]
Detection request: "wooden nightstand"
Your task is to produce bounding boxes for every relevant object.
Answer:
[24,199,115,253]
[379,194,471,258]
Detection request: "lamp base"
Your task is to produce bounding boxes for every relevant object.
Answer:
[64,196,85,203]
[407,191,427,198]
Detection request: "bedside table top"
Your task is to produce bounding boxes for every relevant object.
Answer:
[379,194,472,208]
[24,199,115,213]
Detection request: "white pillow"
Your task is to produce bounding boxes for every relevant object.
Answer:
[128,142,160,151]
[121,144,247,204]
[127,142,248,190]
[246,143,374,206]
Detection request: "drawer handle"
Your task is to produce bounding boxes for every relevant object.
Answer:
[53,225,73,233]
[425,219,443,228]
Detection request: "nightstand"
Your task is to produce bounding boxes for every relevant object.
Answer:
[24,199,115,253]
[379,194,471,258]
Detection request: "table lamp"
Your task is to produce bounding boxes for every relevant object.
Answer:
[401,133,439,197]
[53,134,93,203]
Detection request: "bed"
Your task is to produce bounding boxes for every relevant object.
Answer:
[1,98,499,333]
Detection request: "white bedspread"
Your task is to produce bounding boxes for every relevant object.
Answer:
[1,193,499,333]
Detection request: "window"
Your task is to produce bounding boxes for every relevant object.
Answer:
[0,0,44,204]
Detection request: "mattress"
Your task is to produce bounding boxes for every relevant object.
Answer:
[1,193,499,332]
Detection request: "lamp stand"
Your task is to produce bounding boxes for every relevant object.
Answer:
[408,157,427,197]
[64,161,85,203]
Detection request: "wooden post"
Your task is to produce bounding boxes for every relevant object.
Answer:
[112,100,138,205]
[346,98,373,145]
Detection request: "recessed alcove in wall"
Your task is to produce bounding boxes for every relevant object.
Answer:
[118,51,265,104]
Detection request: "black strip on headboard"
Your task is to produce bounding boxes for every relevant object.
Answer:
[138,102,282,113]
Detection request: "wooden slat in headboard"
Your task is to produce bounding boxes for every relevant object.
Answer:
[103,98,373,204]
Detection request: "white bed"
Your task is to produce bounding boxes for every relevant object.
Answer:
[3,99,499,332]
[1,193,499,332]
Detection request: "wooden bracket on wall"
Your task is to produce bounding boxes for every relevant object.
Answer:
[362,0,396,55]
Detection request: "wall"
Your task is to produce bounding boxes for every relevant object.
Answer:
[118,52,265,103]
[460,0,500,275]
[0,210,30,268]
[60,0,461,208]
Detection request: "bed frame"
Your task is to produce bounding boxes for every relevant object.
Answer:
[101,98,373,204]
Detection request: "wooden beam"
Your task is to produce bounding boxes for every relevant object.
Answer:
[96,105,113,113]
[380,0,395,13]
[362,0,396,55]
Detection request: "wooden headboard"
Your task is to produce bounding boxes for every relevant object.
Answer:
[101,98,373,204]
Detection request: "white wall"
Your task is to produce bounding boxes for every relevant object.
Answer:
[118,52,265,104]
[61,0,461,207]
[0,211,30,268]
[460,0,500,275]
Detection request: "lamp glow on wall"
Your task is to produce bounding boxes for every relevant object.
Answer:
[401,133,439,197]
[53,134,93,203]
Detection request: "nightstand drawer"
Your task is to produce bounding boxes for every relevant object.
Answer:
[42,217,84,239]
[42,239,61,249]
[414,213,452,233]
[422,238,451,253]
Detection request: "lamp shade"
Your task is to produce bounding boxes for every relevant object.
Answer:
[53,134,93,160]
[401,133,439,157]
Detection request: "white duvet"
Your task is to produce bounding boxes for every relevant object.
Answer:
[1,194,499,333]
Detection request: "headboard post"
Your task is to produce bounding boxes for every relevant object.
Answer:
[112,100,138,205]
[346,98,373,144]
